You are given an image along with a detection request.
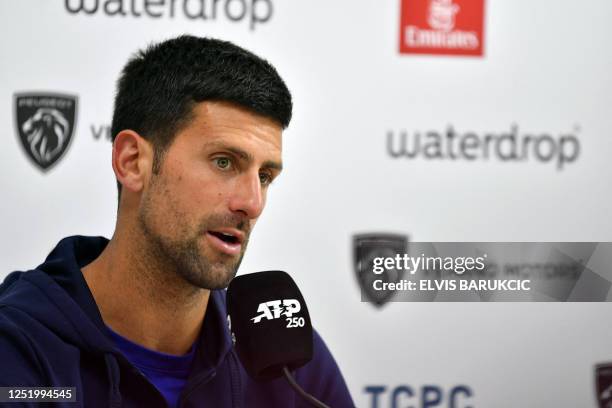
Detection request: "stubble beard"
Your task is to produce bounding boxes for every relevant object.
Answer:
[137,179,249,290]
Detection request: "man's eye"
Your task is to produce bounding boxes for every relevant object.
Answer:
[214,157,232,170]
[259,172,273,186]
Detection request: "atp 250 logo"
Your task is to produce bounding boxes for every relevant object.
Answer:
[250,299,305,328]
[399,0,485,56]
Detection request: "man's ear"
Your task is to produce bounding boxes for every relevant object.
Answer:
[112,130,154,193]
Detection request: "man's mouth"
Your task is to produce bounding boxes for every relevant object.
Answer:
[205,228,245,256]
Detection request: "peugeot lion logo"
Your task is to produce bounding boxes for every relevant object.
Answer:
[353,233,408,307]
[14,92,78,171]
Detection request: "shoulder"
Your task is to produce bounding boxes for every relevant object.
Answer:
[0,270,81,386]
[0,306,47,385]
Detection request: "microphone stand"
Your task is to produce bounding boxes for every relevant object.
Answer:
[282,366,331,408]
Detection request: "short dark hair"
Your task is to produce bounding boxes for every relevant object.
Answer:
[110,35,292,190]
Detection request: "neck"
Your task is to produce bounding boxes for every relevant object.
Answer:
[83,217,209,355]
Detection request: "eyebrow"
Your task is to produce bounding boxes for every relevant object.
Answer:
[206,142,283,171]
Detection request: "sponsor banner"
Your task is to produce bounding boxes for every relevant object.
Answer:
[399,0,485,56]
[364,384,473,408]
[386,124,581,170]
[2,2,612,406]
[13,92,78,172]
[63,0,274,30]
[354,240,612,302]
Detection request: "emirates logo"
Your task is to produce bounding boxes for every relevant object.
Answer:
[399,0,485,56]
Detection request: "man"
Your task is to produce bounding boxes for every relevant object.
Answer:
[0,36,354,407]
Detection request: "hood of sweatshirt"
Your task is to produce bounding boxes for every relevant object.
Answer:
[0,235,235,407]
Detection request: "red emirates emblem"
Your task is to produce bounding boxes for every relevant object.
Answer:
[399,0,486,56]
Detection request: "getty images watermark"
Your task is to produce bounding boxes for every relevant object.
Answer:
[353,239,612,303]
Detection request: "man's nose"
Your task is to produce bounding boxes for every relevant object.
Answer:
[228,172,264,219]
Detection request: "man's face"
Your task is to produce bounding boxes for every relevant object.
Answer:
[137,101,283,289]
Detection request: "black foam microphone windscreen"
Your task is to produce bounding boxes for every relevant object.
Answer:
[226,271,313,381]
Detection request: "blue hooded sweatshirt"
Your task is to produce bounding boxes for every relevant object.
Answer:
[0,236,355,407]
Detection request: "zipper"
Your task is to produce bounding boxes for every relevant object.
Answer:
[112,352,170,407]
[177,369,217,407]
[229,351,242,408]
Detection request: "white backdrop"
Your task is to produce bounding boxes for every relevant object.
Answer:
[2,1,612,406]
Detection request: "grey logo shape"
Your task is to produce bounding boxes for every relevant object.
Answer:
[14,92,77,171]
[353,233,408,307]
[596,363,612,408]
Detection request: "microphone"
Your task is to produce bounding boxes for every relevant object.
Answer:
[226,271,331,408]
